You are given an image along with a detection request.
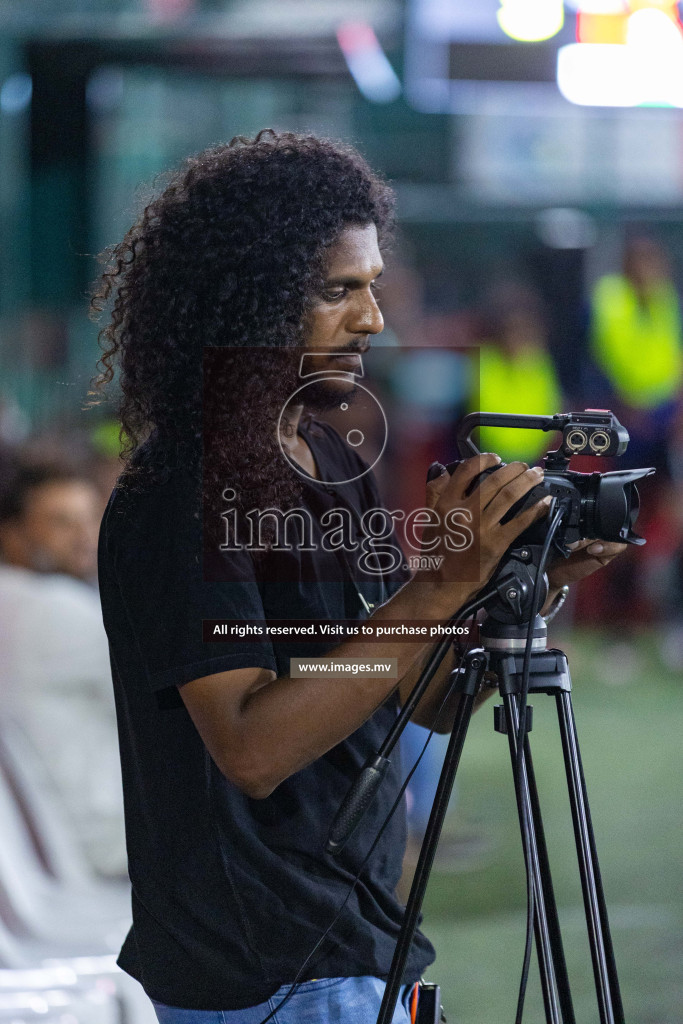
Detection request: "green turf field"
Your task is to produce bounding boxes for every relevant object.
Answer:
[415,629,683,1023]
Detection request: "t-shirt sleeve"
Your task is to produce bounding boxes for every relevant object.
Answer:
[102,478,277,692]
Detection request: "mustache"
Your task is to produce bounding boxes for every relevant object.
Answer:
[300,339,370,359]
[335,339,369,355]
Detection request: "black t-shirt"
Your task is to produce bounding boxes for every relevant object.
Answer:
[98,422,435,1011]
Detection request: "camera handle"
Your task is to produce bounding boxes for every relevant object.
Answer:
[375,633,625,1024]
[455,409,630,466]
[456,412,567,457]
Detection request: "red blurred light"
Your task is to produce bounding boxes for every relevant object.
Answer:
[336,21,380,55]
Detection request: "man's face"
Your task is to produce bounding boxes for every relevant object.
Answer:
[0,481,101,580]
[301,222,384,408]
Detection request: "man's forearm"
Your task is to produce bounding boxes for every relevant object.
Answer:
[399,642,495,735]
[235,578,479,795]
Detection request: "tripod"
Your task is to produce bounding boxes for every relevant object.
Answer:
[376,611,625,1024]
[327,409,650,1021]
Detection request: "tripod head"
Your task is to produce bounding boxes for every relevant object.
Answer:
[480,543,550,654]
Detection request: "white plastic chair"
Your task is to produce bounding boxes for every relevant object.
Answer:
[0,723,129,949]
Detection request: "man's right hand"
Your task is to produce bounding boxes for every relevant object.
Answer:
[420,452,551,599]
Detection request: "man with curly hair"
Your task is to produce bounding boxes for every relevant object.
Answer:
[93,131,623,1023]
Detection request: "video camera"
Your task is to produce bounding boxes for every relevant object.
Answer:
[447,409,654,553]
[425,409,655,626]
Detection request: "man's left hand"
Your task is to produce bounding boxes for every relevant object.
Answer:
[547,539,627,590]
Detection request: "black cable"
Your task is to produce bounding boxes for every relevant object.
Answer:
[376,591,496,762]
[255,637,474,1024]
[514,507,566,1024]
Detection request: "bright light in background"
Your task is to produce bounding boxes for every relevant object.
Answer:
[405,0,683,114]
[336,22,401,104]
[629,0,681,10]
[577,10,628,43]
[558,43,635,105]
[558,0,683,106]
[564,1,627,11]
[497,0,565,42]
[626,7,683,104]
[0,72,32,115]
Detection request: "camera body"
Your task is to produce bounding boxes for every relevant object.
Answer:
[452,409,654,550]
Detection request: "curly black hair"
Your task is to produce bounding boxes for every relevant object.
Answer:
[90,130,395,524]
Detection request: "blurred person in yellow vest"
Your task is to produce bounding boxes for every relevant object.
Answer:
[589,236,682,471]
[475,282,563,464]
[586,238,683,643]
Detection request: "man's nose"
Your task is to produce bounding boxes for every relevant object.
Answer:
[348,291,384,336]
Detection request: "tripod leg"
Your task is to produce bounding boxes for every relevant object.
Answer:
[556,691,625,1024]
[523,735,576,1024]
[376,655,485,1024]
[502,693,563,1024]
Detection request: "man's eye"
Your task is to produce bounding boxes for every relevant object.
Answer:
[322,287,346,301]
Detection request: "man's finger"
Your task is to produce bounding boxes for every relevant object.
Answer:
[444,453,502,499]
[584,541,628,565]
[566,539,628,561]
[425,464,448,509]
[484,465,544,523]
[566,539,593,552]
[500,494,552,541]
[477,461,537,510]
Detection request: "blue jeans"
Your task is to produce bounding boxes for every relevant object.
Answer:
[152,976,413,1024]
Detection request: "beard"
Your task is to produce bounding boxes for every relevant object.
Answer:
[301,375,359,412]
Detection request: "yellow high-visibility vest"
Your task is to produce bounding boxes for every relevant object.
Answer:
[476,344,562,462]
[590,274,682,409]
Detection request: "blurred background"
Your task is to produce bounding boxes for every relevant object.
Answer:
[0,1,681,1022]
